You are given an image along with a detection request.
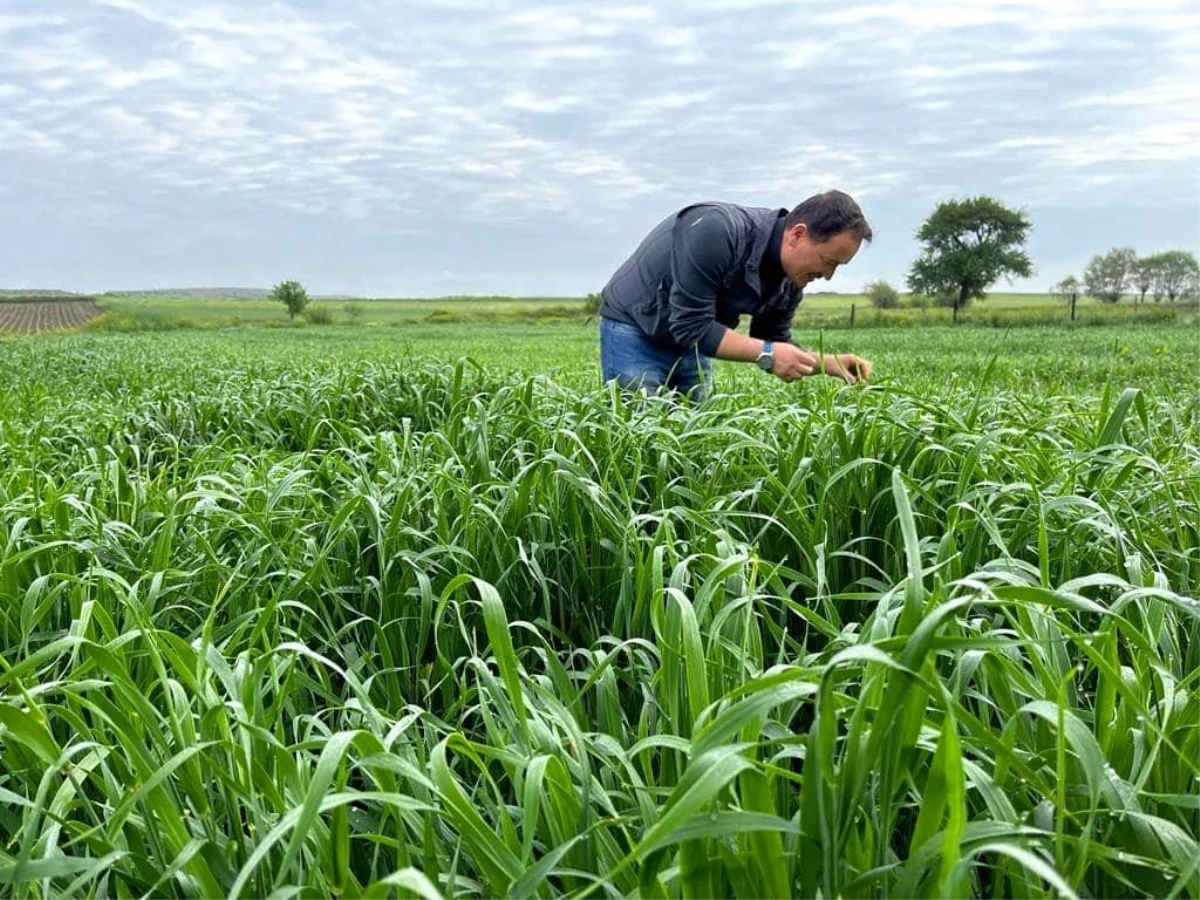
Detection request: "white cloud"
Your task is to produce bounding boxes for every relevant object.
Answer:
[0,14,66,32]
[812,2,1023,28]
[650,27,697,48]
[600,90,715,133]
[728,142,907,203]
[499,9,631,41]
[901,59,1048,81]
[1068,78,1200,109]
[503,88,585,114]
[0,120,65,154]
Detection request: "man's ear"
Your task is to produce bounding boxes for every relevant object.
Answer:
[787,222,808,245]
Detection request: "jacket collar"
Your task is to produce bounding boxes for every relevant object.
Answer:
[744,207,790,297]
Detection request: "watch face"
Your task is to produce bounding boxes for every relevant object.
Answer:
[758,354,773,371]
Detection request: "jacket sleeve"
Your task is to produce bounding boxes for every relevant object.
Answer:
[749,306,795,345]
[666,207,736,355]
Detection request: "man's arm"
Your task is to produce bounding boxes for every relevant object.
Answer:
[749,306,796,347]
[664,208,818,376]
[665,207,736,355]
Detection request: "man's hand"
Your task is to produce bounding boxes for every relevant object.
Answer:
[822,353,872,385]
[771,342,821,381]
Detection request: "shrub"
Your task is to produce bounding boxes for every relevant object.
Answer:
[864,279,899,309]
[303,303,333,325]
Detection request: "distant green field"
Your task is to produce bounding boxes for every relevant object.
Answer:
[95,294,588,326]
[92,291,1197,331]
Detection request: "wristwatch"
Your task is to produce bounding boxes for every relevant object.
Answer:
[756,341,775,372]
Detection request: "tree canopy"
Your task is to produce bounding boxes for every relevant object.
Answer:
[1147,250,1200,303]
[272,280,310,320]
[1082,247,1137,304]
[906,196,1032,320]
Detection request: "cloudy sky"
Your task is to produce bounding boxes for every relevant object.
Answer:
[2,0,1198,297]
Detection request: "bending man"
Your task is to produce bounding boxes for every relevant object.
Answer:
[597,190,874,400]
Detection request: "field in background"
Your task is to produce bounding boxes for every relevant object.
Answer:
[95,293,589,327]
[0,298,103,334]
[88,291,1199,331]
[0,291,1193,335]
[1,322,1197,898]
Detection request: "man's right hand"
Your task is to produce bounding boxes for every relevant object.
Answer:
[771,342,820,381]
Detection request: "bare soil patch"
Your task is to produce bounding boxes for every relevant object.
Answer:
[0,300,104,335]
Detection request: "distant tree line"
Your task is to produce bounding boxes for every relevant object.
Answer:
[1052,248,1199,305]
[271,201,1197,327]
[859,197,1198,316]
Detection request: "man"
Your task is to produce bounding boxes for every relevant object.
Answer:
[598,190,874,400]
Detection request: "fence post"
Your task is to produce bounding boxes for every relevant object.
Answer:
[850,302,856,328]
[1070,292,1077,322]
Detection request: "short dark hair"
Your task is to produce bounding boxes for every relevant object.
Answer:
[783,190,873,244]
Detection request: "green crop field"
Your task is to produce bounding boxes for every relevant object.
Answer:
[93,295,592,328]
[90,291,1199,332]
[1,321,1198,899]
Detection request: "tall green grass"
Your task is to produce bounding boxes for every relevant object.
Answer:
[1,327,1197,898]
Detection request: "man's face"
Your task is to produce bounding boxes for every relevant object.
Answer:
[780,224,862,289]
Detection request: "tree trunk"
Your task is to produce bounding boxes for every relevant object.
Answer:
[954,285,968,323]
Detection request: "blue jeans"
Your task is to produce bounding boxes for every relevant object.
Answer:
[599,318,713,401]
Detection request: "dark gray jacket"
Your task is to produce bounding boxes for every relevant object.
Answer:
[598,201,802,356]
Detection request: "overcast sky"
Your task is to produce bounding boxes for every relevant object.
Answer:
[2,0,1198,297]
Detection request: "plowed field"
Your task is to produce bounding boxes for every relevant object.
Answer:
[0,299,104,334]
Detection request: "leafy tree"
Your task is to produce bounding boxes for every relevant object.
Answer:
[1151,250,1200,303]
[583,292,603,316]
[1180,278,1200,307]
[906,196,1033,321]
[272,280,309,320]
[864,279,899,309]
[1132,257,1159,305]
[1082,247,1137,304]
[1150,256,1169,303]
[1050,275,1081,303]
